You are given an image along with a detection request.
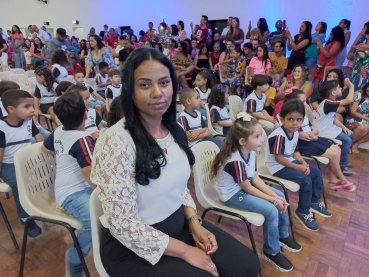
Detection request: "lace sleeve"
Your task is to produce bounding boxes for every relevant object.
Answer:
[181,186,197,212]
[90,131,169,265]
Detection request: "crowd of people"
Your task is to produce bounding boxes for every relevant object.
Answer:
[0,15,369,277]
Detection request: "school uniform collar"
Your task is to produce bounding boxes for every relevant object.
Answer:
[238,149,251,165]
[253,91,263,100]
[184,110,198,118]
[281,125,294,141]
[4,119,24,127]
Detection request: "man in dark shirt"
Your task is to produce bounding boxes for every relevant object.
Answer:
[99,25,109,41]
[118,38,133,68]
[269,20,287,55]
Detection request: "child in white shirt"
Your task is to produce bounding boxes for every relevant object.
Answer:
[23,46,32,70]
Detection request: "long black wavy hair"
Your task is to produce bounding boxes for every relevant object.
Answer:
[121,48,195,186]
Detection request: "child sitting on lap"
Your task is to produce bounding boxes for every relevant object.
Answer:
[211,113,301,272]
[267,100,331,231]
[313,79,355,176]
[177,88,223,148]
[42,92,95,277]
[0,89,44,237]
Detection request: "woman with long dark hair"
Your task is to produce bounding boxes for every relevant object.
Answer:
[90,47,260,277]
[85,34,116,77]
[171,41,195,88]
[30,37,44,69]
[177,20,187,41]
[312,26,345,87]
[305,22,327,70]
[246,18,270,44]
[11,25,25,69]
[286,21,312,71]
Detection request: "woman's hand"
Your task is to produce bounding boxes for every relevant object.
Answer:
[344,78,353,88]
[190,223,218,255]
[316,39,323,48]
[183,246,219,277]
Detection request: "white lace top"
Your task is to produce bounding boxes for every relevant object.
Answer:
[90,119,197,265]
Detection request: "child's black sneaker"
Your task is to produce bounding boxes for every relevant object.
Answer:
[262,251,293,272]
[279,236,302,252]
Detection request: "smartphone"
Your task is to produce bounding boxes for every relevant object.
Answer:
[287,74,292,83]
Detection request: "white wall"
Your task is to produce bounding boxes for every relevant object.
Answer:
[1,0,367,41]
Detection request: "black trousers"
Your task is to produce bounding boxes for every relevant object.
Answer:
[101,206,260,277]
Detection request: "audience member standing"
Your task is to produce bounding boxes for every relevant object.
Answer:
[0,28,8,41]
[33,25,51,43]
[220,17,233,42]
[99,25,108,41]
[106,28,118,48]
[335,19,351,66]
[41,26,52,39]
[27,25,37,43]
[269,20,287,55]
[246,18,270,45]
[225,17,244,45]
[350,22,369,90]
[190,15,209,48]
[305,22,327,71]
[0,36,8,66]
[286,21,312,72]
[11,25,25,69]
[177,21,187,41]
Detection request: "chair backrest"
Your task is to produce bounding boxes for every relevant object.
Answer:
[0,72,11,81]
[276,113,281,124]
[10,68,26,74]
[228,95,243,121]
[67,75,76,84]
[19,83,30,91]
[90,188,109,277]
[205,104,223,137]
[219,64,230,83]
[85,78,95,89]
[191,141,220,208]
[255,129,270,174]
[9,73,29,85]
[29,88,35,95]
[1,65,11,72]
[244,66,251,85]
[26,70,35,78]
[28,77,37,89]
[13,142,57,216]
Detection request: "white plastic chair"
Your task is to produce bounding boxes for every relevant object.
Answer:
[28,77,37,90]
[10,68,26,74]
[205,104,226,138]
[90,188,110,277]
[67,75,76,84]
[0,71,11,81]
[191,141,264,256]
[256,129,300,238]
[26,70,35,78]
[9,73,29,85]
[0,182,19,250]
[14,142,90,277]
[29,88,35,95]
[228,95,244,121]
[19,83,30,91]
[85,78,95,89]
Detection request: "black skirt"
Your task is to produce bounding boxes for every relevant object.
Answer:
[298,137,332,156]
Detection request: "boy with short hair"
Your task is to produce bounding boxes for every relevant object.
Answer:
[74,70,106,118]
[242,42,253,66]
[177,88,223,148]
[243,75,279,134]
[313,79,355,176]
[23,46,33,71]
[0,81,20,119]
[95,62,111,99]
[55,81,73,98]
[267,99,331,231]
[42,92,95,277]
[105,69,122,109]
[66,84,103,140]
[0,89,44,237]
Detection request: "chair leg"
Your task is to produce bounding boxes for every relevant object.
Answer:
[19,216,90,277]
[278,185,295,240]
[0,202,19,250]
[312,160,328,208]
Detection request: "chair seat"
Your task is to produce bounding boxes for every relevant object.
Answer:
[201,188,265,226]
[28,200,83,230]
[0,182,12,193]
[258,165,300,192]
[40,114,51,119]
[303,155,329,165]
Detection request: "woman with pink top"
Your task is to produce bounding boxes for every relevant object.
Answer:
[11,25,25,69]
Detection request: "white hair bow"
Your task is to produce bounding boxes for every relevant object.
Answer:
[237,112,252,122]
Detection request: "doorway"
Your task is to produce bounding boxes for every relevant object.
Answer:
[73,27,84,40]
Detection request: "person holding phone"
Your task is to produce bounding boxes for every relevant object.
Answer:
[190,15,209,49]
[269,20,287,55]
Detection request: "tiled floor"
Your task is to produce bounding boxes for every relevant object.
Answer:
[0,150,368,277]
